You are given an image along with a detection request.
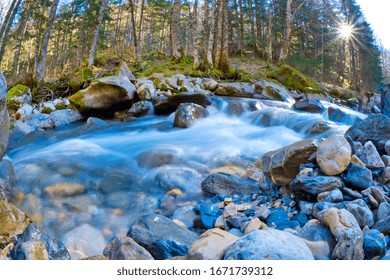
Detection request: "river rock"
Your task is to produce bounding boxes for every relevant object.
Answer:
[10,223,70,260]
[49,109,82,127]
[266,207,299,230]
[0,200,32,247]
[317,208,364,260]
[63,224,106,260]
[201,172,260,196]
[303,240,331,258]
[346,199,375,228]
[300,219,336,249]
[382,167,390,184]
[385,140,390,155]
[363,229,386,260]
[356,141,385,169]
[262,139,318,186]
[43,182,85,197]
[317,188,343,203]
[290,176,343,199]
[115,61,136,83]
[128,101,154,117]
[195,200,222,229]
[377,202,390,221]
[382,155,390,166]
[103,236,154,260]
[137,149,180,169]
[328,106,363,125]
[69,76,136,114]
[383,92,390,116]
[172,206,198,229]
[316,134,351,175]
[373,215,390,235]
[215,83,255,98]
[344,164,373,190]
[254,80,294,103]
[127,214,198,259]
[168,92,211,108]
[223,229,314,260]
[345,114,390,152]
[201,78,218,91]
[18,241,49,260]
[136,81,156,101]
[173,103,208,128]
[293,100,325,113]
[187,229,238,260]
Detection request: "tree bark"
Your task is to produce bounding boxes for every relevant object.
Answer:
[203,0,209,58]
[0,0,23,66]
[278,0,293,64]
[192,0,200,69]
[204,0,217,68]
[171,0,182,61]
[0,0,18,43]
[218,0,229,73]
[35,0,60,84]
[88,0,108,69]
[214,0,222,67]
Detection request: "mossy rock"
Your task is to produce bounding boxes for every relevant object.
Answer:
[272,65,323,94]
[42,107,54,114]
[7,85,30,100]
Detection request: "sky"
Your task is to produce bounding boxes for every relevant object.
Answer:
[356,0,390,49]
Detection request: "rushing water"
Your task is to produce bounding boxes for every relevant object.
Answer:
[6,97,366,242]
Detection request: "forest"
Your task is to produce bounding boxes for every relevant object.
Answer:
[0,0,388,93]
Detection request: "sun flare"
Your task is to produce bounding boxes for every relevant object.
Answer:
[339,24,354,39]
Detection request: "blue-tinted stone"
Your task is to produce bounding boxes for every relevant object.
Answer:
[363,230,386,260]
[345,164,373,190]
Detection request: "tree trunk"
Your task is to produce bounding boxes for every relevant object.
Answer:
[137,0,145,62]
[192,0,200,69]
[214,0,222,67]
[171,0,182,61]
[267,3,273,63]
[204,0,217,68]
[0,0,23,66]
[278,0,293,64]
[35,0,60,84]
[218,0,229,73]
[0,0,18,43]
[203,0,209,58]
[88,0,108,69]
[238,0,244,54]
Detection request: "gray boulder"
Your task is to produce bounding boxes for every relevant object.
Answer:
[50,109,82,127]
[290,176,343,198]
[356,141,385,169]
[103,236,154,260]
[223,229,314,260]
[346,199,375,228]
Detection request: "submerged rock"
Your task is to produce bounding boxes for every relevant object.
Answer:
[62,224,106,260]
[262,139,318,186]
[127,214,198,259]
[223,229,314,260]
[173,103,208,128]
[316,134,351,176]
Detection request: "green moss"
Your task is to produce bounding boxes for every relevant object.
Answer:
[42,107,54,114]
[7,84,30,100]
[55,102,67,110]
[272,65,323,93]
[68,91,85,108]
[6,99,21,111]
[69,66,93,92]
[264,86,283,101]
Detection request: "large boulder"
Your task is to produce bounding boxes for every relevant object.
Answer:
[223,229,314,260]
[262,139,318,186]
[115,61,136,83]
[69,76,136,115]
[254,80,295,103]
[316,134,351,176]
[293,99,325,113]
[173,103,208,128]
[168,92,211,108]
[0,73,9,161]
[127,214,198,259]
[345,114,390,152]
[215,83,255,98]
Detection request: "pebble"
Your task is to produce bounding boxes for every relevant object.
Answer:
[254,205,271,221]
[223,203,238,218]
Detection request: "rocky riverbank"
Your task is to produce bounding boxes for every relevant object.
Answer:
[1,65,390,260]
